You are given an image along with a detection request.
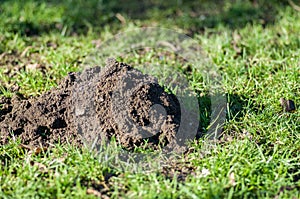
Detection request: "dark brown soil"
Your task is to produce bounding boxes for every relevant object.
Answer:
[0,59,181,151]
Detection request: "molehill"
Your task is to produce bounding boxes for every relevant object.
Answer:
[0,59,182,150]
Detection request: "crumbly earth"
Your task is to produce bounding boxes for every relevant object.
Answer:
[0,59,182,151]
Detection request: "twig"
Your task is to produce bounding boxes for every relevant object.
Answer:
[288,0,300,12]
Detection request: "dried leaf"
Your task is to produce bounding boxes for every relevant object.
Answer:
[232,31,242,56]
[20,46,32,57]
[19,144,47,155]
[0,52,7,60]
[19,143,33,150]
[200,168,210,177]
[275,140,284,145]
[115,13,126,24]
[31,161,48,173]
[229,172,236,186]
[86,188,102,197]
[91,39,102,48]
[157,41,181,52]
[26,63,40,71]
[34,147,48,155]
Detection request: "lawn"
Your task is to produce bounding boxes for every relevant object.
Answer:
[0,0,299,198]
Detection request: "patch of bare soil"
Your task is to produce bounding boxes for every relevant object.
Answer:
[0,59,181,151]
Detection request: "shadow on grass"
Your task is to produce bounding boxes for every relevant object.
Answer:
[197,93,248,139]
[0,0,291,36]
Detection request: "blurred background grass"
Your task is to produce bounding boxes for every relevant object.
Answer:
[0,0,291,36]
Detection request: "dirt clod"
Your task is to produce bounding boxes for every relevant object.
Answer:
[280,98,296,112]
[0,59,181,151]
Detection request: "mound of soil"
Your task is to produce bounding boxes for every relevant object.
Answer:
[0,59,181,150]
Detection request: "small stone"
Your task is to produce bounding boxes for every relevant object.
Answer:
[26,63,40,71]
[75,107,85,116]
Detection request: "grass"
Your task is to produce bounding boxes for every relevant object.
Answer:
[0,0,299,198]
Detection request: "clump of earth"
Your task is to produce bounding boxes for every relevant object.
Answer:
[0,59,183,151]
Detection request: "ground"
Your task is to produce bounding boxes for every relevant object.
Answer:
[0,0,299,198]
